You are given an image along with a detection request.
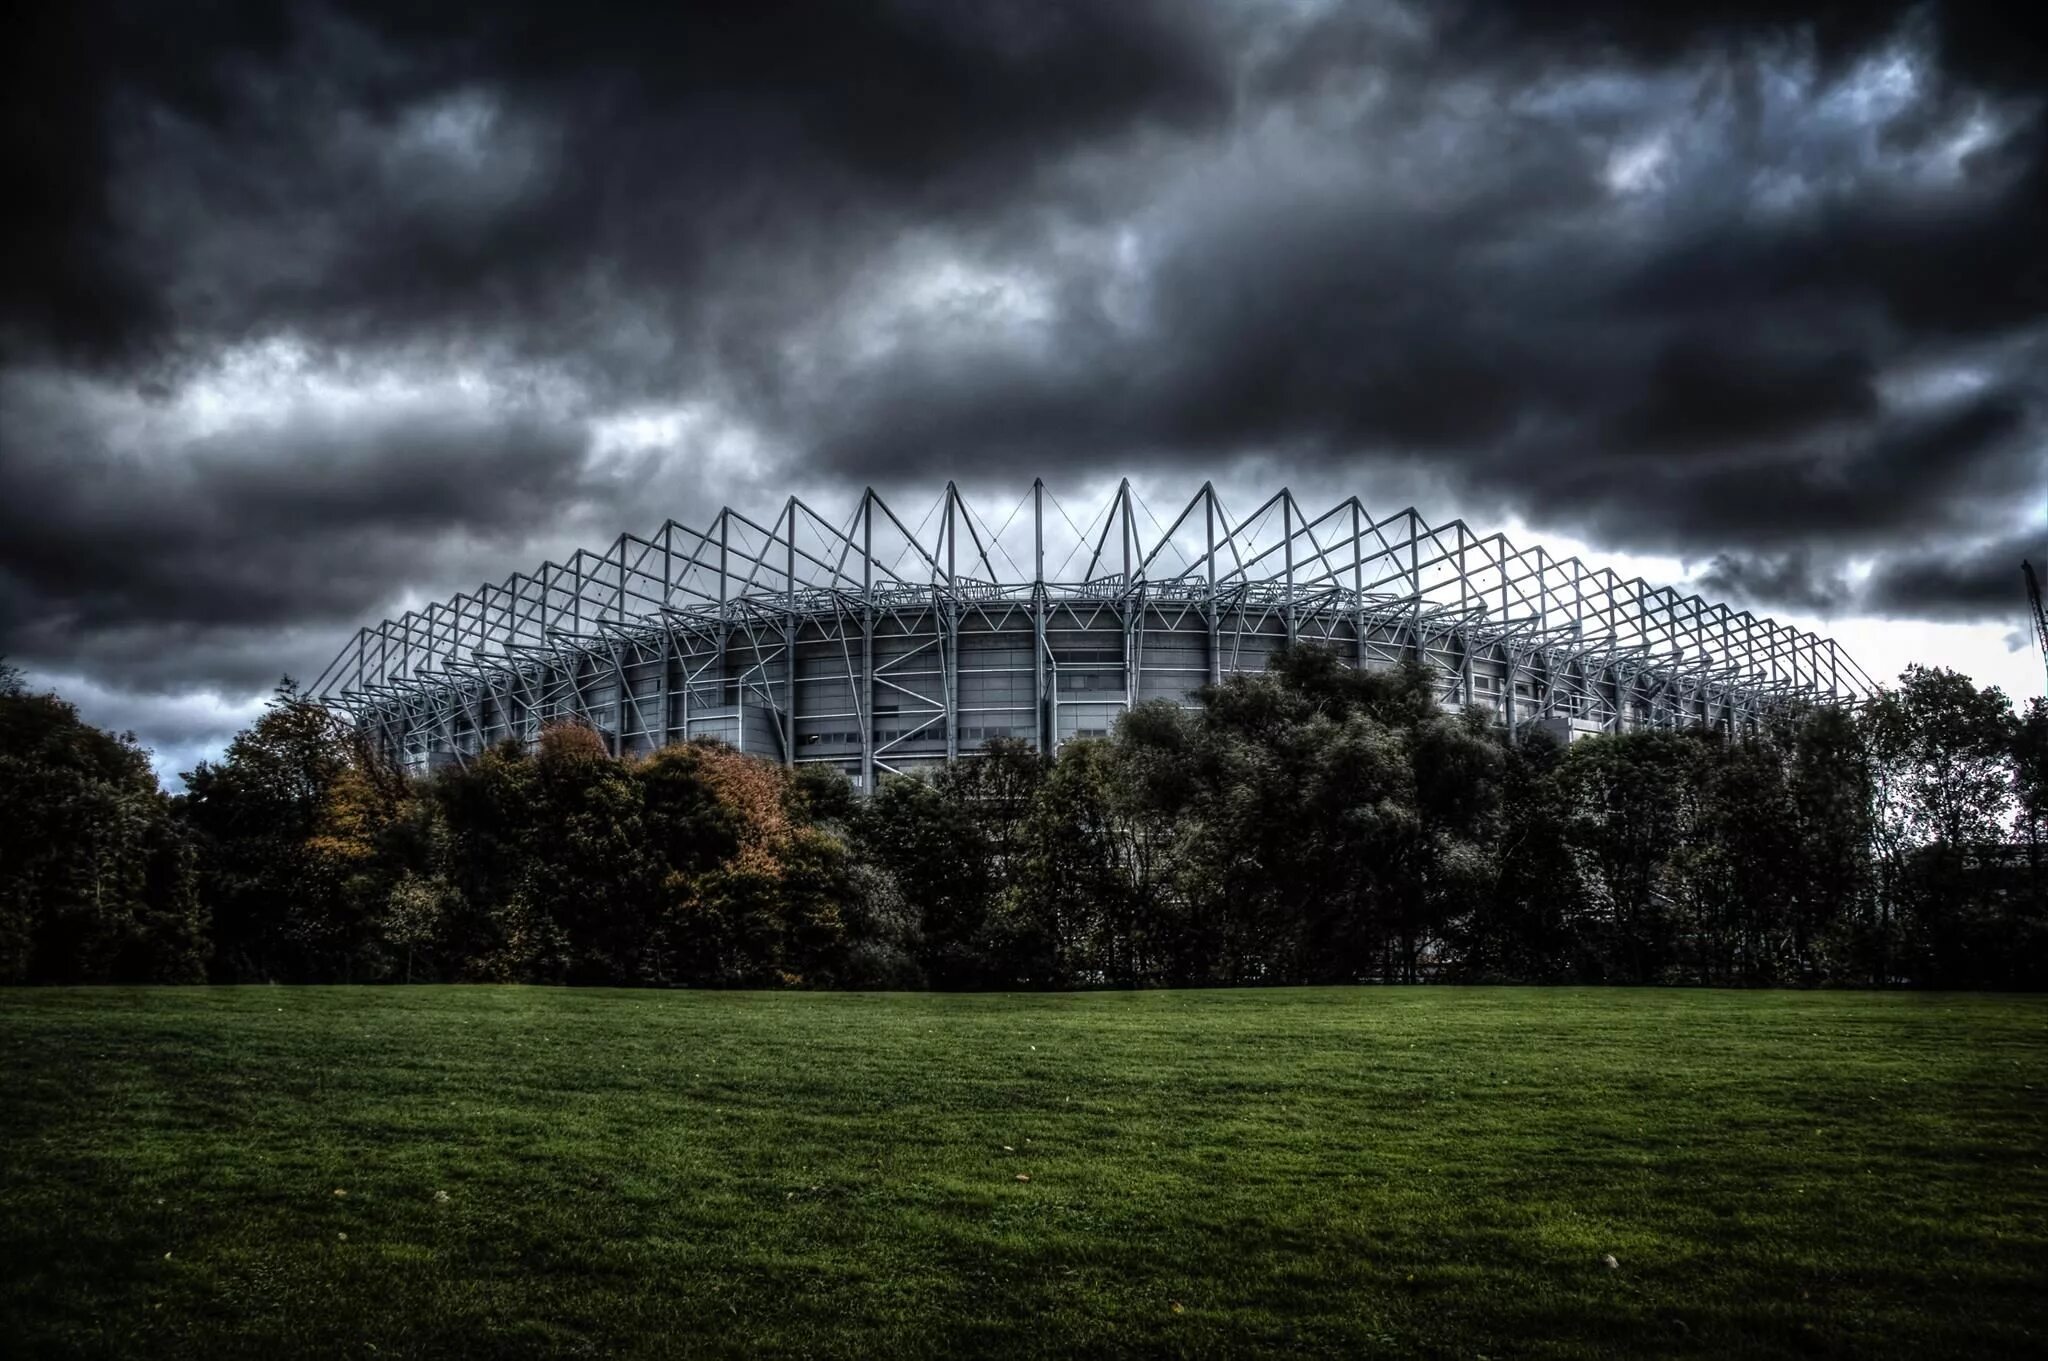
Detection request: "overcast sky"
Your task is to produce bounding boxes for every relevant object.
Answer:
[3,0,2045,781]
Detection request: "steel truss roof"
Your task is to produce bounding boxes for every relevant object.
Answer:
[312,480,1874,730]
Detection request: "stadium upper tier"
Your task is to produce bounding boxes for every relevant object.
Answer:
[312,481,1874,785]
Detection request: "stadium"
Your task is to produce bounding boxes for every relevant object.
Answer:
[311,482,1876,786]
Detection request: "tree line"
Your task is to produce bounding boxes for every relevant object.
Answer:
[2,653,2043,989]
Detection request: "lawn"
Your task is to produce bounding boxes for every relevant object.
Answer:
[1,988,2043,1358]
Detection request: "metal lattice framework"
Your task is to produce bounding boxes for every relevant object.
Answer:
[311,481,1876,785]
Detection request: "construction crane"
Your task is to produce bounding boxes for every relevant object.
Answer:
[2026,559,2048,692]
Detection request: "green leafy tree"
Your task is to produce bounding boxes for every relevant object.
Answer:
[1677,736,1799,984]
[1396,709,1505,981]
[1119,649,1452,985]
[1786,705,1874,980]
[855,772,996,987]
[1454,729,1589,981]
[2015,698,2047,876]
[997,738,1145,986]
[0,668,206,983]
[526,722,656,984]
[1862,666,2017,985]
[180,680,355,980]
[1557,730,1703,983]
[382,872,450,984]
[637,742,745,982]
[2008,698,2048,984]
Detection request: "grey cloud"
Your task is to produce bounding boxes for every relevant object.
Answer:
[1861,526,2048,621]
[0,374,593,637]
[1694,550,1855,616]
[14,1,1231,378]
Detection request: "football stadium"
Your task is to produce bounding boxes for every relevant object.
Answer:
[311,481,1875,784]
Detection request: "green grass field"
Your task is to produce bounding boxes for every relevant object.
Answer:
[2,988,2043,1358]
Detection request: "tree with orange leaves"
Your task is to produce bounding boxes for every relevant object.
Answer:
[647,741,849,986]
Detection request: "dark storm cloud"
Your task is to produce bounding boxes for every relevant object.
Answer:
[1695,550,1854,616]
[793,92,2043,552]
[3,0,2046,756]
[1613,336,1878,453]
[5,0,1228,374]
[0,368,599,688]
[1861,527,2048,621]
[1508,387,2039,551]
[1441,1,2048,94]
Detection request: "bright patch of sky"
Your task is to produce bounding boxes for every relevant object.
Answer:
[1604,135,1672,196]
[172,337,573,443]
[21,669,269,788]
